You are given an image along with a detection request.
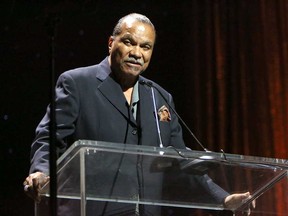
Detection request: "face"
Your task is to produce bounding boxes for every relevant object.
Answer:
[108,18,156,79]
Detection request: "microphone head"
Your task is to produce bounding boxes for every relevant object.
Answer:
[139,80,153,87]
[146,81,153,87]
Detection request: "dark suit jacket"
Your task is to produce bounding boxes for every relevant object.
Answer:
[29,57,229,215]
[30,57,186,174]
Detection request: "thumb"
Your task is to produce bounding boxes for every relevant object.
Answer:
[241,192,250,199]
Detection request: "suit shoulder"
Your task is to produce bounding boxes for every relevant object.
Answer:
[61,64,99,79]
[59,57,110,81]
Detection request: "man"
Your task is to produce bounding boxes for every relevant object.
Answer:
[24,13,254,215]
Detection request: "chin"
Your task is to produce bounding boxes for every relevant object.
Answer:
[123,68,143,76]
[127,71,142,78]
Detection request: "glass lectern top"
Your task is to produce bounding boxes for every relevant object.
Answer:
[39,140,288,215]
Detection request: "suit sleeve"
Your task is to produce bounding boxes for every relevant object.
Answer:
[29,72,80,174]
[165,94,230,203]
[195,174,230,203]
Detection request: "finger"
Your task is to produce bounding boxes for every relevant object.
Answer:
[23,176,33,194]
[246,194,256,209]
[252,199,256,208]
[23,176,32,186]
[32,177,39,189]
[32,178,41,202]
[24,184,31,193]
[242,192,250,198]
[247,207,251,216]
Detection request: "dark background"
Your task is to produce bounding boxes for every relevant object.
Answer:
[1,1,288,215]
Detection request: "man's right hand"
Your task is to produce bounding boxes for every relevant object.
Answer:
[23,172,50,203]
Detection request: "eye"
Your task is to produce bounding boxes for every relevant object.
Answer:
[123,39,132,46]
[142,44,152,51]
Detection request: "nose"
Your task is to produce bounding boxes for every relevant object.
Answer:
[129,46,142,59]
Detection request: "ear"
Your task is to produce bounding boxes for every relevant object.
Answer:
[108,36,114,54]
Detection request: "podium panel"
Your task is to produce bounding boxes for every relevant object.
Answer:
[36,140,288,215]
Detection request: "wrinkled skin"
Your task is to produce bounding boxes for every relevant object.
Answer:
[224,192,256,215]
[23,172,49,203]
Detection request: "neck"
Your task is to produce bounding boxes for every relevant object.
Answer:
[110,72,138,91]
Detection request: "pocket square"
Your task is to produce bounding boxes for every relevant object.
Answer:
[158,105,171,122]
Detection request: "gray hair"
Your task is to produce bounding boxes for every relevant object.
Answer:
[112,13,156,36]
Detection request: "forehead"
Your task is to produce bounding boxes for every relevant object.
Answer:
[118,19,155,43]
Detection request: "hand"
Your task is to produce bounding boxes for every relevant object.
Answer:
[23,172,50,203]
[224,192,256,215]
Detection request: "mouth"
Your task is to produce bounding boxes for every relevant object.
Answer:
[125,60,143,67]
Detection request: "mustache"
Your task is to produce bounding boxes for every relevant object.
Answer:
[125,57,144,66]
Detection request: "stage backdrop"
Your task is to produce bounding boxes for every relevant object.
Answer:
[164,1,288,215]
[0,0,287,215]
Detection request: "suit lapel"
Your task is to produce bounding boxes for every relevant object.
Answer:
[98,75,137,126]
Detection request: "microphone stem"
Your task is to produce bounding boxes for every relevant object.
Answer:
[151,87,164,148]
[173,110,209,152]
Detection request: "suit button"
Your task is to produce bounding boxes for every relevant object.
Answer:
[132,128,137,135]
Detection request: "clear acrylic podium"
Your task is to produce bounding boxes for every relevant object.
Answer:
[36,140,288,215]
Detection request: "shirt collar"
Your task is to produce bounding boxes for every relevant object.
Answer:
[131,81,139,106]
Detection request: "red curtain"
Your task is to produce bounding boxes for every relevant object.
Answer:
[180,0,288,157]
[174,0,288,215]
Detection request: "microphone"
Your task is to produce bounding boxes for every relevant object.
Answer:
[139,80,210,152]
[140,80,164,148]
